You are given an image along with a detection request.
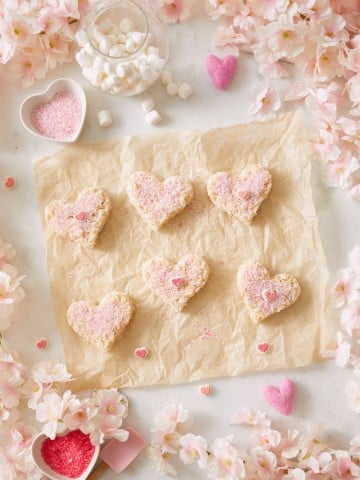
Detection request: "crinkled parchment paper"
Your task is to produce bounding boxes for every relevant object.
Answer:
[34,112,332,391]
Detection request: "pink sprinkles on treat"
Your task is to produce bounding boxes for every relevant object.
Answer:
[50,190,104,238]
[262,288,277,301]
[240,264,299,318]
[31,91,82,141]
[171,277,186,288]
[4,176,16,189]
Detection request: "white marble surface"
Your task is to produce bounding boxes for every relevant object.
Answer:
[1,14,359,480]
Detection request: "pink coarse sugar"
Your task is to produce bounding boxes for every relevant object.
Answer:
[31,91,82,141]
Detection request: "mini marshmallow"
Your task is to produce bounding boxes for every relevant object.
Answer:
[104,61,116,75]
[178,82,193,100]
[117,33,127,44]
[147,46,160,56]
[120,17,135,34]
[99,38,111,54]
[141,98,155,113]
[125,38,136,53]
[75,50,91,68]
[145,110,161,126]
[93,55,105,71]
[110,45,126,57]
[99,17,114,33]
[97,110,113,128]
[75,29,88,47]
[166,81,178,96]
[131,31,144,45]
[116,63,126,77]
[139,66,158,83]
[84,42,95,55]
[161,70,172,85]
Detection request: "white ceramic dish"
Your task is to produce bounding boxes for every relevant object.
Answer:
[20,78,87,143]
[31,431,100,480]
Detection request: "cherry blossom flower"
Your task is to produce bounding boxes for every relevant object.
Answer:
[346,381,360,413]
[335,331,352,367]
[307,450,333,474]
[332,267,360,308]
[349,245,360,273]
[207,435,246,480]
[334,451,360,478]
[92,389,128,418]
[233,407,270,427]
[341,301,360,335]
[88,413,129,445]
[63,397,98,431]
[153,404,192,433]
[250,446,278,476]
[214,24,247,55]
[148,445,177,476]
[35,391,74,439]
[30,360,72,385]
[152,0,192,24]
[250,0,290,21]
[248,82,282,118]
[179,433,208,468]
[0,270,25,306]
[0,239,15,266]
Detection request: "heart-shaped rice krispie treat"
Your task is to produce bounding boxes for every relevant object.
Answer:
[127,171,193,230]
[238,263,301,322]
[143,254,209,311]
[45,186,111,248]
[67,291,134,350]
[207,164,272,225]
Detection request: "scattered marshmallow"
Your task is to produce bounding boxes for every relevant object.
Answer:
[145,109,161,126]
[97,110,113,127]
[161,70,172,85]
[166,81,178,96]
[178,82,193,100]
[142,98,155,113]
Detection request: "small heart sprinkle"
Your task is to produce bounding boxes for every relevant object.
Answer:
[4,176,16,189]
[134,347,149,359]
[171,277,186,288]
[238,190,251,200]
[199,384,213,396]
[75,211,87,221]
[36,338,48,350]
[256,342,269,353]
[261,288,277,301]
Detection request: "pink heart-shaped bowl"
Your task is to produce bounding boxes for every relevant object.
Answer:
[20,78,87,143]
[31,430,100,480]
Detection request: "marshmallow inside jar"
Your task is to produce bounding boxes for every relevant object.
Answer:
[76,0,169,96]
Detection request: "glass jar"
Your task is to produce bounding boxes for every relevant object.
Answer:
[75,0,168,96]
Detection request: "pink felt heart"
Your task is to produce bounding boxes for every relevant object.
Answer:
[127,171,193,230]
[206,55,238,90]
[263,378,296,416]
[207,165,272,225]
[143,254,209,311]
[239,263,301,322]
[67,291,134,350]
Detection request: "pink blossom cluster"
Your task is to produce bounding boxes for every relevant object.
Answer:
[0,0,90,87]
[148,404,360,479]
[332,245,360,413]
[149,0,193,24]
[0,237,25,331]
[0,347,130,479]
[207,0,360,199]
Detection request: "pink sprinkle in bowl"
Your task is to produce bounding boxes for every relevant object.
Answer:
[20,78,87,143]
[31,431,100,480]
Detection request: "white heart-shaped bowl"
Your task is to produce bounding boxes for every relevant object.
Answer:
[31,431,100,480]
[20,78,87,143]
